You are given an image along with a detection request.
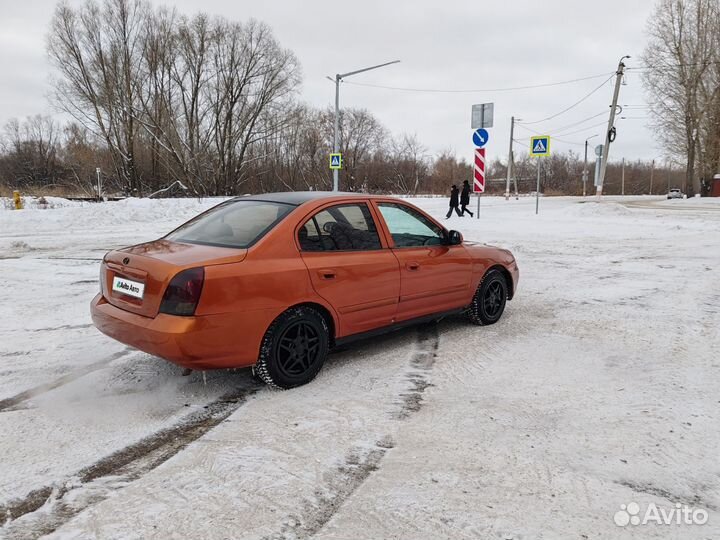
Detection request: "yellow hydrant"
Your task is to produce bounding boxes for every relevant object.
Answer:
[13,190,23,210]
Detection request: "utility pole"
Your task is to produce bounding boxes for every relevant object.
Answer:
[583,140,589,197]
[505,116,515,200]
[330,60,400,192]
[597,55,630,196]
[621,157,625,196]
[649,159,655,194]
[583,134,598,197]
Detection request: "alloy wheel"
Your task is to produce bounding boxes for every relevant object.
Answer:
[276,321,321,378]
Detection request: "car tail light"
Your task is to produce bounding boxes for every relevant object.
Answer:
[160,267,204,316]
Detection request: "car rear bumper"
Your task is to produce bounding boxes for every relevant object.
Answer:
[90,293,272,369]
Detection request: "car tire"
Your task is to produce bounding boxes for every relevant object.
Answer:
[467,270,508,326]
[255,306,330,389]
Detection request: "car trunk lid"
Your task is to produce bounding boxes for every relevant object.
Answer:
[101,239,246,318]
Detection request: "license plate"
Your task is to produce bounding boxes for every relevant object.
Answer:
[112,276,145,299]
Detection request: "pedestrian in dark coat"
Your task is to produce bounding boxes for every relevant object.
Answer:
[460,180,474,217]
[446,185,462,218]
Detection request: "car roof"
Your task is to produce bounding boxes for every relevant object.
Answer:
[234,191,388,206]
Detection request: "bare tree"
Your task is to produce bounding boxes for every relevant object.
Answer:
[387,134,428,194]
[207,19,300,195]
[320,108,387,191]
[0,116,62,187]
[642,0,720,194]
[48,0,149,194]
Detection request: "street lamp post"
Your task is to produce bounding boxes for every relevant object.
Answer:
[330,60,400,191]
[583,134,598,197]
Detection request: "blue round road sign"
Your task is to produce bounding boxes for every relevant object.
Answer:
[473,128,489,148]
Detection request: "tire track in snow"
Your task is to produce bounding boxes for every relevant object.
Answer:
[394,322,440,419]
[616,479,718,512]
[1,380,261,539]
[0,349,134,413]
[268,323,441,539]
[28,323,93,333]
[271,437,396,540]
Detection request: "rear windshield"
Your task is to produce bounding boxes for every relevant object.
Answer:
[166,200,294,248]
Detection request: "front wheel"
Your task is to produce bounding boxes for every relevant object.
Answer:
[467,270,508,325]
[255,306,330,389]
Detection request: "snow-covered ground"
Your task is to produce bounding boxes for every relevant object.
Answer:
[1,195,719,539]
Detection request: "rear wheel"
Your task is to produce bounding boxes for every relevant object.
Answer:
[255,306,330,389]
[467,270,508,325]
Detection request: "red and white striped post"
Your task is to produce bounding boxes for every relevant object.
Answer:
[473,147,486,218]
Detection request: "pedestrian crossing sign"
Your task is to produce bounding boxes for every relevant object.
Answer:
[329,153,342,170]
[530,136,550,157]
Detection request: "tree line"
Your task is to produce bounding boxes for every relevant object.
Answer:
[0,109,682,197]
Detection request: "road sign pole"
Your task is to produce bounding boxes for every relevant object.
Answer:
[505,116,514,200]
[471,106,492,215]
[332,76,340,191]
[529,135,550,213]
[536,158,541,215]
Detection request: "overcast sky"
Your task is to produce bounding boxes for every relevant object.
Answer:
[0,0,658,164]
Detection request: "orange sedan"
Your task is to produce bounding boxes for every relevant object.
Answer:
[91,192,519,388]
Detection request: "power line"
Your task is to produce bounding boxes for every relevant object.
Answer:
[544,110,608,133]
[515,120,604,138]
[515,124,548,136]
[341,71,614,94]
[518,74,614,125]
[553,120,609,137]
[626,60,720,71]
[553,137,586,147]
[512,111,608,145]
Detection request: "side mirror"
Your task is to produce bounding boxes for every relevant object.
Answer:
[447,230,463,245]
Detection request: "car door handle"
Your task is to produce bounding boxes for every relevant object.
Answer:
[318,269,336,280]
[406,262,420,271]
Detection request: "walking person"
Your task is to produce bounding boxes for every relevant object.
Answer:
[460,180,474,217]
[446,185,462,218]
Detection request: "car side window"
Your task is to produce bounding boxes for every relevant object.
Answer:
[298,203,382,252]
[377,203,444,248]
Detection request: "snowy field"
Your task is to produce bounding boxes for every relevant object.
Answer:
[1,195,719,540]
